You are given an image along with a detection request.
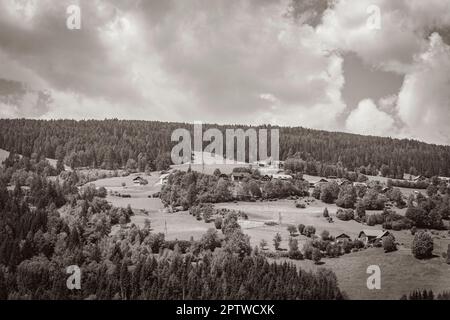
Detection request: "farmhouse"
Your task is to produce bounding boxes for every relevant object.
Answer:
[307,177,328,188]
[218,173,229,180]
[439,176,450,187]
[413,175,427,182]
[335,233,351,243]
[358,229,391,245]
[338,179,352,186]
[159,173,170,185]
[133,176,148,185]
[353,182,367,187]
[231,172,251,182]
[272,174,293,181]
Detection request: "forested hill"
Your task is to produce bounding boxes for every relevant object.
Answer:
[0,118,449,176]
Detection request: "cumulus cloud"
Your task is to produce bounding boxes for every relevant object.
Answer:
[346,99,396,136]
[396,33,450,145]
[0,0,347,128]
[316,0,450,73]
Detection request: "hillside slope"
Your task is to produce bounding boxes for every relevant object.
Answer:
[0,119,449,176]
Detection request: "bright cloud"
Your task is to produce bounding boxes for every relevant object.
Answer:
[397,33,450,145]
[346,99,396,136]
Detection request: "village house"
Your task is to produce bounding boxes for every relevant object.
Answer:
[403,173,428,182]
[338,179,352,186]
[335,233,351,243]
[231,172,251,182]
[159,173,170,185]
[358,229,391,245]
[353,182,367,187]
[307,177,328,188]
[272,174,293,181]
[439,176,450,187]
[133,176,148,185]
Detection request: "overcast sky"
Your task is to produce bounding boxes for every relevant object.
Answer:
[0,0,449,145]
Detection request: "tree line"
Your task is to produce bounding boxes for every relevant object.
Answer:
[1,119,449,176]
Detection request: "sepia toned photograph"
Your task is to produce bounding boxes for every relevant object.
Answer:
[0,0,450,311]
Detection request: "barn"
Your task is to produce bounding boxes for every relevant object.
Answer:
[358,229,391,245]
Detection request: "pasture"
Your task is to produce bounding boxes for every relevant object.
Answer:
[280,247,450,300]
[88,169,450,300]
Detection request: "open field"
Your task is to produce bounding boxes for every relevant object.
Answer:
[91,172,214,240]
[278,247,450,300]
[171,163,248,175]
[90,171,450,253]
[215,199,383,250]
[0,148,9,165]
[87,171,450,300]
[93,173,162,209]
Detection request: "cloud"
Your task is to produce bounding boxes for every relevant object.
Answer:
[316,0,450,73]
[346,99,396,136]
[396,33,450,145]
[0,78,52,118]
[0,0,449,145]
[0,0,347,128]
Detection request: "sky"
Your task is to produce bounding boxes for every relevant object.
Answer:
[0,0,449,145]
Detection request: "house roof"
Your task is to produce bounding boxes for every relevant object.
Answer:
[231,172,251,177]
[359,229,390,238]
[335,233,350,239]
[307,177,328,184]
[133,176,143,181]
[272,174,292,179]
[159,173,170,180]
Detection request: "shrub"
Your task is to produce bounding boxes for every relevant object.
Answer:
[336,185,357,208]
[312,248,322,264]
[412,231,434,259]
[214,217,223,230]
[287,225,297,236]
[295,202,306,209]
[336,208,354,221]
[355,201,366,220]
[298,224,305,235]
[323,208,329,218]
[353,239,365,249]
[200,228,222,252]
[273,233,282,251]
[321,230,330,241]
[259,239,268,250]
[342,239,353,253]
[326,242,341,258]
[304,225,316,237]
[320,181,340,204]
[288,238,303,260]
[382,235,397,252]
[303,241,314,259]
[366,213,384,226]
